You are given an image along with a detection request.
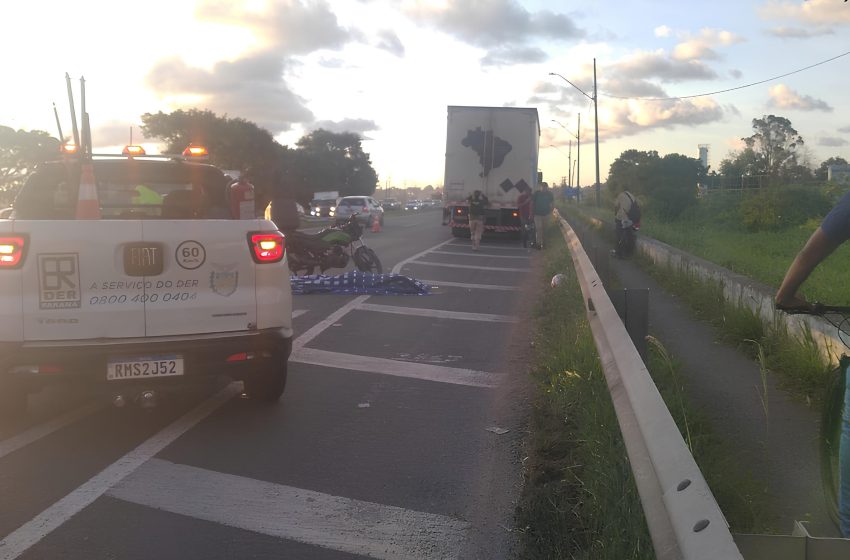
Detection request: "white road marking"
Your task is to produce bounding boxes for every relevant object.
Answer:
[444,242,527,252]
[428,250,529,259]
[0,402,102,461]
[292,295,371,351]
[418,279,519,291]
[356,303,517,323]
[404,261,527,272]
[391,239,456,274]
[108,458,470,560]
[290,347,503,388]
[292,309,308,318]
[0,383,241,560]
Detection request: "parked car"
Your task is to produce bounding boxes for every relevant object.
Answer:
[309,199,336,218]
[334,196,384,226]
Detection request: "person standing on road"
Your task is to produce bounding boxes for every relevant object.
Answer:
[531,182,554,249]
[775,192,850,537]
[613,190,639,257]
[467,189,489,250]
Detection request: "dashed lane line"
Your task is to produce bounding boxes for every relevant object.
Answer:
[108,458,470,560]
[0,402,103,462]
[0,383,241,560]
[356,302,517,323]
[428,250,529,259]
[404,261,527,272]
[290,347,503,388]
[292,309,308,318]
[419,279,520,291]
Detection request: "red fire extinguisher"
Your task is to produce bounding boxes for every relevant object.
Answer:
[229,177,255,219]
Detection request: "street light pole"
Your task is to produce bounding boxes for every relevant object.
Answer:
[549,60,600,206]
[551,115,581,202]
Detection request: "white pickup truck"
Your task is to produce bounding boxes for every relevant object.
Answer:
[0,150,293,414]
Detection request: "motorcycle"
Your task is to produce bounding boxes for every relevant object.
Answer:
[615,219,639,258]
[284,215,383,275]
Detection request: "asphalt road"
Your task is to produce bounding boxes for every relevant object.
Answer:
[0,208,536,559]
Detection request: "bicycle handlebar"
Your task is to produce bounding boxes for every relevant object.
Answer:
[777,302,850,316]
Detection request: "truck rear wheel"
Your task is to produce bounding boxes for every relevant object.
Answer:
[244,359,288,403]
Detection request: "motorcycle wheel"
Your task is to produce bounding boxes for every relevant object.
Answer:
[353,246,382,273]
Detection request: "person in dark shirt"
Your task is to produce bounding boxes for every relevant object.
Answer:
[467,189,489,250]
[776,191,850,537]
[531,182,554,249]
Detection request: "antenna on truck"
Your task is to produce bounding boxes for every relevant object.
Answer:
[52,103,65,142]
[65,73,81,150]
[80,75,92,158]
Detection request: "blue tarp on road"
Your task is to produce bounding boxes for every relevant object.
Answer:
[290,271,431,296]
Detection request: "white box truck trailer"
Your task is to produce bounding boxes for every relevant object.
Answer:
[443,106,540,237]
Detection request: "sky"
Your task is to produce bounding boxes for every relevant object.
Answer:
[2,0,849,189]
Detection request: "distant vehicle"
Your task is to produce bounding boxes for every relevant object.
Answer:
[310,199,336,218]
[443,105,539,237]
[0,207,12,219]
[334,196,384,226]
[381,198,400,210]
[404,200,422,211]
[0,143,292,415]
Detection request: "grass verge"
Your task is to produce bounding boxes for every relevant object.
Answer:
[517,220,769,559]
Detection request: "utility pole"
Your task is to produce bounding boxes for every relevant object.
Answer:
[593,58,601,206]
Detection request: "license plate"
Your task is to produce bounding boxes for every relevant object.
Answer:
[107,355,184,380]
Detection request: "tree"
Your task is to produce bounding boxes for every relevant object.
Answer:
[816,156,849,181]
[605,149,661,197]
[741,115,805,178]
[292,129,378,197]
[607,149,701,219]
[0,126,60,205]
[141,109,289,206]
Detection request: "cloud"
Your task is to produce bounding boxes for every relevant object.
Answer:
[672,28,744,61]
[839,126,850,134]
[760,0,850,25]
[611,50,718,82]
[482,46,548,66]
[146,52,314,133]
[405,0,584,65]
[196,0,357,53]
[654,25,671,38]
[729,69,743,79]
[768,84,832,112]
[766,26,834,38]
[375,30,405,57]
[602,97,724,140]
[308,118,379,137]
[818,137,848,147]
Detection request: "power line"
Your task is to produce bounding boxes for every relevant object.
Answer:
[599,50,850,101]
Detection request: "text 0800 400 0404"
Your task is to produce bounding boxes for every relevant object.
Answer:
[107,355,184,380]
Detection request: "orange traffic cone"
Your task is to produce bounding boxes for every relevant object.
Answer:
[75,162,101,219]
[371,215,381,233]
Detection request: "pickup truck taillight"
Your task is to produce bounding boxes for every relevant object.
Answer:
[0,235,27,268]
[248,232,286,264]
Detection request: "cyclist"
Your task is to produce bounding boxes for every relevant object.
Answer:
[776,192,850,537]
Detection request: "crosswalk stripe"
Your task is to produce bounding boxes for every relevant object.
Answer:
[109,459,470,560]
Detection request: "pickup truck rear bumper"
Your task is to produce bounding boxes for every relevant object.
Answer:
[0,329,292,394]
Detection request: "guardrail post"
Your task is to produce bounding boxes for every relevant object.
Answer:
[625,288,649,362]
[593,245,610,285]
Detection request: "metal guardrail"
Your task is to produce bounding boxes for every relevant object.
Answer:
[555,210,744,560]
